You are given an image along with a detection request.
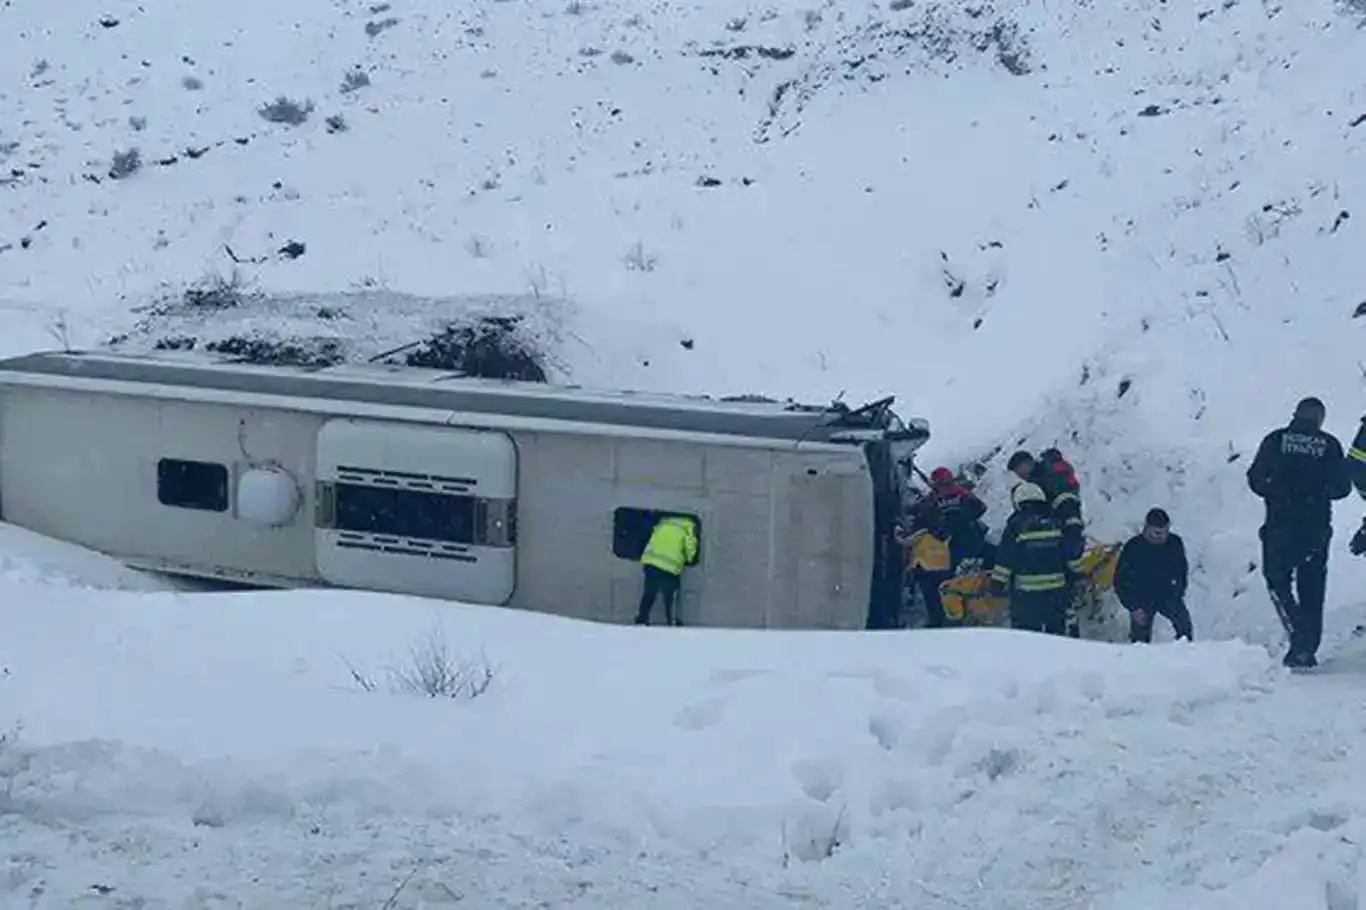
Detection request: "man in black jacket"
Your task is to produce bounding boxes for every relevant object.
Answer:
[1246,396,1352,668]
[1114,508,1192,643]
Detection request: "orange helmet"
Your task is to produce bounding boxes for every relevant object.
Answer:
[930,467,955,486]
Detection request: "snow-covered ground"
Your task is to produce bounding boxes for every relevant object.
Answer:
[7,584,1366,909]
[4,0,1366,904]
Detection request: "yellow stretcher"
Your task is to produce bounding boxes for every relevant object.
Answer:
[938,540,1123,627]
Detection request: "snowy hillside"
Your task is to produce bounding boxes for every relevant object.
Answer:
[5,0,1366,904]
[5,0,1366,641]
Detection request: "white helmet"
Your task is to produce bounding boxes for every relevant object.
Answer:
[1012,481,1047,508]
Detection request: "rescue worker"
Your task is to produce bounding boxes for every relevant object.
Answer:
[1113,507,1193,643]
[1018,448,1085,542]
[634,514,699,626]
[989,482,1073,635]
[1039,448,1087,637]
[1007,449,1086,634]
[1006,449,1084,538]
[1347,415,1366,556]
[897,491,955,627]
[1038,448,1085,539]
[920,466,990,569]
[1006,450,1038,487]
[1246,396,1352,668]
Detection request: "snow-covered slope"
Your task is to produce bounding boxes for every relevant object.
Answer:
[8,583,1366,909]
[5,0,1364,640]
[4,2,1366,902]
[0,522,201,591]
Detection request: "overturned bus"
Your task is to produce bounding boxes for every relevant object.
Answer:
[0,349,929,629]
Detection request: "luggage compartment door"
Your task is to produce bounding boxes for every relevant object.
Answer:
[314,419,517,604]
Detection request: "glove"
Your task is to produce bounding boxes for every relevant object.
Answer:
[1351,520,1366,556]
[1130,607,1149,625]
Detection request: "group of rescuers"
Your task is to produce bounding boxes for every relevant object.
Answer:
[894,449,1192,644]
[892,396,1366,666]
[628,396,1366,665]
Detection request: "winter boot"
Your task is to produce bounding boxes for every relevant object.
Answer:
[1284,649,1317,670]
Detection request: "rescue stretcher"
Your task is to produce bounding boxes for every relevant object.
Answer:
[907,532,1123,629]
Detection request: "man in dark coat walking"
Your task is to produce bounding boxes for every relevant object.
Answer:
[1246,396,1352,668]
[1113,508,1193,643]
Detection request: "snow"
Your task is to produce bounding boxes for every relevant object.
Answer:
[3,0,1366,903]
[0,523,199,593]
[6,581,1366,909]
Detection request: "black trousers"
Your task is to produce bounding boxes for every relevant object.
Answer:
[1261,523,1330,657]
[1010,590,1068,635]
[1064,580,1088,639]
[1129,599,1194,643]
[636,565,681,625]
[916,569,953,627]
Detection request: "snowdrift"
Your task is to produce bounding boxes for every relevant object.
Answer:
[8,581,1354,908]
[0,522,194,592]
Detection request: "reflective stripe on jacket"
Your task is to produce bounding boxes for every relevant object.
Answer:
[1351,417,1366,497]
[991,512,1071,594]
[641,517,698,575]
[1052,489,1084,527]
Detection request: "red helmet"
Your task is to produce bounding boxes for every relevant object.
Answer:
[930,467,954,486]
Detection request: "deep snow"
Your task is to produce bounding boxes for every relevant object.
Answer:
[7,582,1366,909]
[4,0,1366,904]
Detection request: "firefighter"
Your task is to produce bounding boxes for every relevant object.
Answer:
[1038,449,1085,539]
[989,482,1074,635]
[921,466,989,569]
[898,491,955,628]
[1007,449,1086,635]
[1348,415,1366,556]
[1006,450,1037,487]
[1006,449,1083,529]
[1038,448,1087,637]
[634,514,699,626]
[1246,396,1352,668]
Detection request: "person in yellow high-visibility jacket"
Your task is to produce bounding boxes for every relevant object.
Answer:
[634,515,699,626]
